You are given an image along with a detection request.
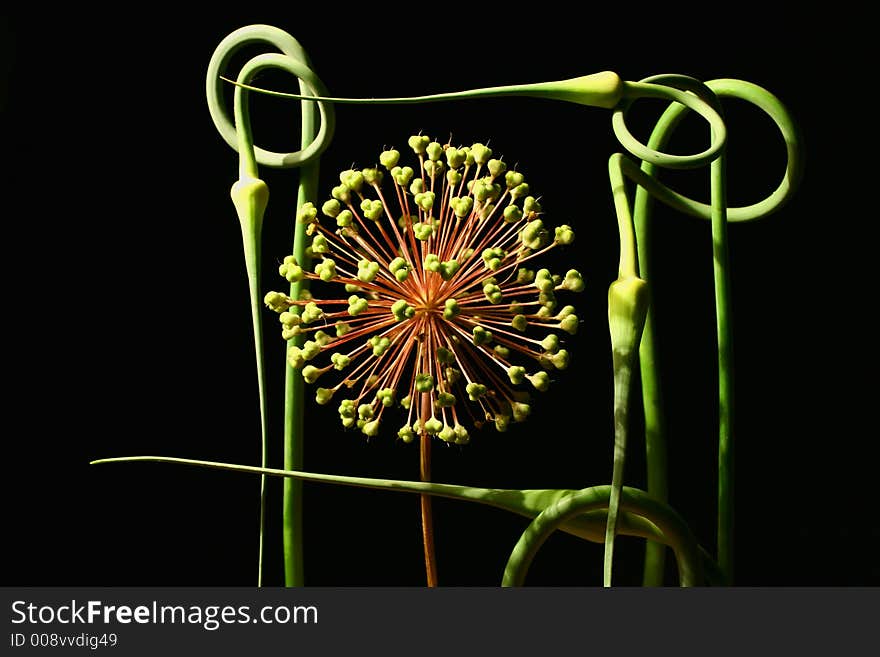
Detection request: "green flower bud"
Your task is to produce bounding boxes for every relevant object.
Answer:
[338,399,357,428]
[424,416,443,435]
[280,311,300,328]
[409,177,425,195]
[562,269,585,292]
[450,196,474,218]
[527,371,550,391]
[503,204,523,223]
[336,209,353,227]
[362,419,380,437]
[391,299,415,321]
[301,302,324,324]
[470,142,492,165]
[311,234,329,255]
[510,183,530,200]
[408,134,430,155]
[454,425,470,445]
[487,158,506,177]
[301,340,321,360]
[505,171,525,189]
[302,364,322,384]
[541,333,560,354]
[357,259,380,283]
[379,149,400,169]
[414,191,435,211]
[335,322,351,337]
[347,295,369,316]
[551,349,570,369]
[446,147,466,169]
[561,314,579,334]
[362,167,383,185]
[436,392,456,407]
[523,196,542,216]
[536,306,552,318]
[439,259,459,280]
[358,404,374,421]
[279,255,304,283]
[316,387,334,405]
[521,219,548,249]
[345,283,363,293]
[466,382,487,401]
[445,367,461,384]
[415,373,434,392]
[331,352,351,370]
[389,256,410,282]
[314,330,332,347]
[391,165,414,186]
[414,223,434,241]
[369,336,391,356]
[511,314,528,332]
[398,424,415,443]
[494,345,511,359]
[341,169,365,192]
[483,283,503,304]
[287,346,305,369]
[322,198,342,218]
[472,326,493,346]
[424,253,441,273]
[400,395,412,410]
[512,402,531,422]
[426,141,443,161]
[556,305,576,319]
[360,199,383,221]
[376,388,396,407]
[555,224,575,244]
[495,412,511,432]
[446,169,462,187]
[297,202,318,224]
[314,258,336,282]
[444,298,460,320]
[438,424,455,442]
[534,268,555,293]
[437,347,456,364]
[424,160,445,177]
[264,291,290,313]
[507,365,526,385]
[540,290,557,311]
[482,247,506,271]
[331,183,351,203]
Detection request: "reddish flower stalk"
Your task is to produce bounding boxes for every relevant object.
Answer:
[264,135,583,584]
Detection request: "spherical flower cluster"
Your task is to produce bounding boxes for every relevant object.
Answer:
[264,135,583,444]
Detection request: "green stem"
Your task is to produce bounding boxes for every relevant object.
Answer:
[632,75,717,585]
[90,455,711,585]
[619,78,804,584]
[711,133,734,582]
[503,486,702,587]
[207,25,336,587]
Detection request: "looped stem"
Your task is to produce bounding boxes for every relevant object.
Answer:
[206,24,336,168]
[503,486,703,587]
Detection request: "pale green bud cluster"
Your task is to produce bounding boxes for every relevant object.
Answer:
[314,258,336,282]
[264,291,290,313]
[357,259,380,283]
[391,299,415,321]
[389,256,410,282]
[369,336,391,356]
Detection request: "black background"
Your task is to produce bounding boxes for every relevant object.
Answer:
[2,7,875,586]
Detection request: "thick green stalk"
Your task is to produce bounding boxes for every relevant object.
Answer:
[631,75,718,585]
[711,143,734,582]
[284,157,318,587]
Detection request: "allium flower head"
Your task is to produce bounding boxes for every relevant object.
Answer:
[264,135,583,444]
